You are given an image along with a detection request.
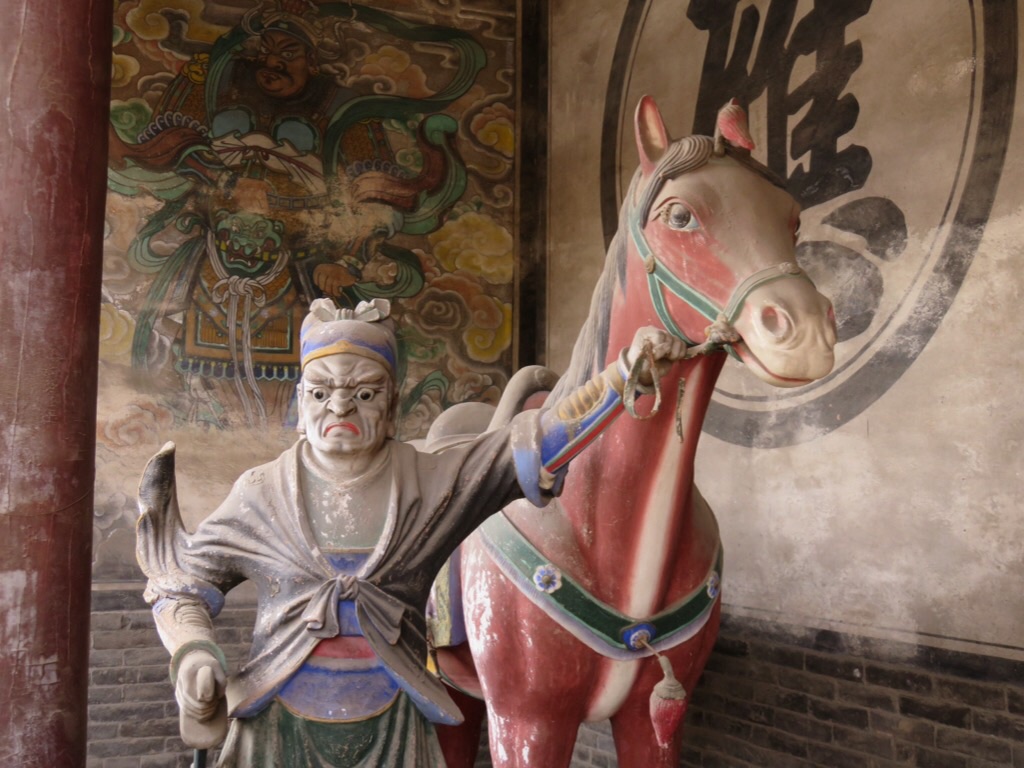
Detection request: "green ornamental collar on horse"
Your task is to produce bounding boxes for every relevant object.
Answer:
[479,513,722,661]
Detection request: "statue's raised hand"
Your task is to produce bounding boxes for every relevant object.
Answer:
[137,445,229,748]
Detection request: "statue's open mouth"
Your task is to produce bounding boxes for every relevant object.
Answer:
[220,243,280,273]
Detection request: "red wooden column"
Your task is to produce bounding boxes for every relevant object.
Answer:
[0,1,113,764]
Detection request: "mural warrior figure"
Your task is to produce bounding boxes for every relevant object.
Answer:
[136,298,687,766]
[110,1,485,427]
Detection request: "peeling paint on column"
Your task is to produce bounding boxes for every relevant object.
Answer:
[0,571,33,648]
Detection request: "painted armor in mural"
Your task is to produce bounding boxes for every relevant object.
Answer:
[136,299,686,764]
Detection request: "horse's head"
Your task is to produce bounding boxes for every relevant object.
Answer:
[628,96,836,387]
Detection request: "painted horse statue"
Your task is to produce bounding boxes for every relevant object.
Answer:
[432,96,837,767]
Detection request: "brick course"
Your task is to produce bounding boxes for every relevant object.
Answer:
[90,594,1024,768]
[674,614,1024,768]
[88,588,252,768]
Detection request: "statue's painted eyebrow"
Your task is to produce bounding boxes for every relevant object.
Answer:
[356,371,390,386]
[303,372,389,389]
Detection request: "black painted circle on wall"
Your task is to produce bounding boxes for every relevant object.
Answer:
[602,0,1017,448]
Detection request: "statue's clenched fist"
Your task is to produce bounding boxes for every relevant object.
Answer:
[625,327,688,385]
[175,649,228,749]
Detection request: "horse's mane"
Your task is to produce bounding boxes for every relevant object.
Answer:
[548,173,636,401]
[549,136,717,400]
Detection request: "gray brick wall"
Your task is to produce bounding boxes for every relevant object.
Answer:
[679,614,1024,768]
[89,592,1024,767]
[88,588,254,768]
[571,722,616,767]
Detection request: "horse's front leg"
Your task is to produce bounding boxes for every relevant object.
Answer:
[462,538,594,768]
[485,702,582,768]
[434,670,487,768]
[611,703,686,768]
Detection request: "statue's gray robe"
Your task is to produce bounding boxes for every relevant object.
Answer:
[142,411,547,725]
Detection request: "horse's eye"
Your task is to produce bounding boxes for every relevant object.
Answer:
[662,203,698,232]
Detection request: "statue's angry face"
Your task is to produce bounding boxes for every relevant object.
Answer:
[213,211,286,275]
[298,354,397,460]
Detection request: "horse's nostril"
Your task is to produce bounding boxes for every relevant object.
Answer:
[760,304,791,339]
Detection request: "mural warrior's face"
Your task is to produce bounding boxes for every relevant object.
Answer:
[256,29,316,99]
[299,354,396,461]
[213,211,285,275]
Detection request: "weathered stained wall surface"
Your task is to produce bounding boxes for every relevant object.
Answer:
[547,1,1023,659]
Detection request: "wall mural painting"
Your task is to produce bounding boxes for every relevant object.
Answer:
[606,0,1016,447]
[97,0,518,578]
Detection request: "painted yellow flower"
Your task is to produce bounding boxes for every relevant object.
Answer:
[111,53,141,89]
[463,297,512,364]
[428,212,514,284]
[358,46,430,98]
[97,400,175,449]
[126,0,227,44]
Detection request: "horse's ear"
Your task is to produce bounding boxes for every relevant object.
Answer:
[714,98,756,155]
[635,95,671,176]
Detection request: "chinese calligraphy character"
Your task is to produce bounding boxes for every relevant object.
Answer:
[687,0,873,208]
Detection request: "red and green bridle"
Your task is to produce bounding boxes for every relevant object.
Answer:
[627,136,812,357]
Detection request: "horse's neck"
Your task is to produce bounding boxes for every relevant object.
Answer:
[559,347,725,615]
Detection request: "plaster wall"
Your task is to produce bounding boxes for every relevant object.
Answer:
[546,0,1023,658]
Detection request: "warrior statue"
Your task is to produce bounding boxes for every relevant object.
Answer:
[136,297,685,766]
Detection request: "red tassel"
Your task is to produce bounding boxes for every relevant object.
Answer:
[649,655,687,748]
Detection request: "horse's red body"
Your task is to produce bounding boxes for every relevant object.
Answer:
[436,97,837,767]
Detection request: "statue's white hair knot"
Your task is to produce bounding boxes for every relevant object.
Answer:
[307,298,392,324]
